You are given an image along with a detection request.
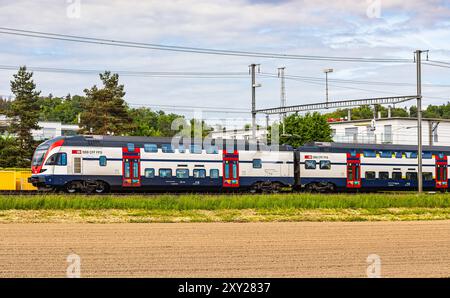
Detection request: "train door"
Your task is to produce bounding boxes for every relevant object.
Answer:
[222,150,239,188]
[346,152,361,189]
[122,144,141,187]
[435,153,448,189]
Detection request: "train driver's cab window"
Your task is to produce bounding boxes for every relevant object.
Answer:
[193,169,206,178]
[144,144,158,153]
[392,172,402,180]
[406,172,418,180]
[144,168,155,178]
[252,159,262,169]
[379,172,389,180]
[159,169,172,178]
[379,151,393,158]
[365,171,376,180]
[363,150,376,158]
[305,160,316,169]
[319,160,331,170]
[423,172,433,181]
[162,144,175,153]
[99,156,107,167]
[45,153,67,166]
[210,169,219,179]
[176,169,189,179]
[405,151,418,159]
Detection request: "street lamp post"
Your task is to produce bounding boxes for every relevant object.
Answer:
[324,68,334,108]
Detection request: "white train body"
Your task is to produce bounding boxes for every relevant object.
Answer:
[30,135,294,192]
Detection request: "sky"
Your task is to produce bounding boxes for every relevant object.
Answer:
[0,0,450,129]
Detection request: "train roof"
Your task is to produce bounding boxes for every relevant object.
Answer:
[53,135,294,152]
[299,142,450,153]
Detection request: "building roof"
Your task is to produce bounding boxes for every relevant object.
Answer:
[328,117,450,125]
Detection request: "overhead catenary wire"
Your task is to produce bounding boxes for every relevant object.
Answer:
[0,27,413,63]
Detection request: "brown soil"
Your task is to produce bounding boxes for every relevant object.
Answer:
[0,221,449,277]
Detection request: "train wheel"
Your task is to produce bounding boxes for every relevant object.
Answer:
[94,181,109,194]
[64,182,78,194]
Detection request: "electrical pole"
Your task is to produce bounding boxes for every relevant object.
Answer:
[278,67,286,134]
[250,64,260,141]
[415,50,428,194]
[324,68,333,108]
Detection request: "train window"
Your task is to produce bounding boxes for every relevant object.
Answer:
[379,151,393,158]
[45,153,67,166]
[162,144,175,153]
[144,144,158,153]
[395,152,403,158]
[422,152,432,159]
[124,161,130,178]
[99,156,107,167]
[144,168,155,178]
[210,169,219,179]
[406,172,418,180]
[305,160,316,169]
[127,143,135,152]
[190,145,202,154]
[178,145,186,153]
[232,164,237,179]
[159,169,172,178]
[319,160,331,170]
[193,169,206,178]
[379,172,389,180]
[392,172,402,180]
[224,163,230,179]
[176,169,189,179]
[405,151,417,159]
[206,146,219,154]
[438,152,445,159]
[365,171,375,180]
[423,172,433,181]
[252,159,262,169]
[350,149,357,157]
[348,167,354,180]
[133,160,139,178]
[363,150,376,158]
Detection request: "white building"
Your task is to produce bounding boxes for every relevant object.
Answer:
[329,117,450,146]
[31,121,79,140]
[0,115,79,140]
[210,128,268,142]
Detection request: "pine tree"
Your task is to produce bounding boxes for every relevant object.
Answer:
[6,66,41,166]
[79,71,133,135]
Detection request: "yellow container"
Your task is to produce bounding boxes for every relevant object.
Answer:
[0,171,17,190]
[15,171,37,191]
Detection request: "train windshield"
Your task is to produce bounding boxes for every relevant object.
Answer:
[31,138,60,167]
[32,149,47,166]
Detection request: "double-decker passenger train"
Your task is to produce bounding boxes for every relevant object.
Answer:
[29,135,295,193]
[29,135,449,193]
